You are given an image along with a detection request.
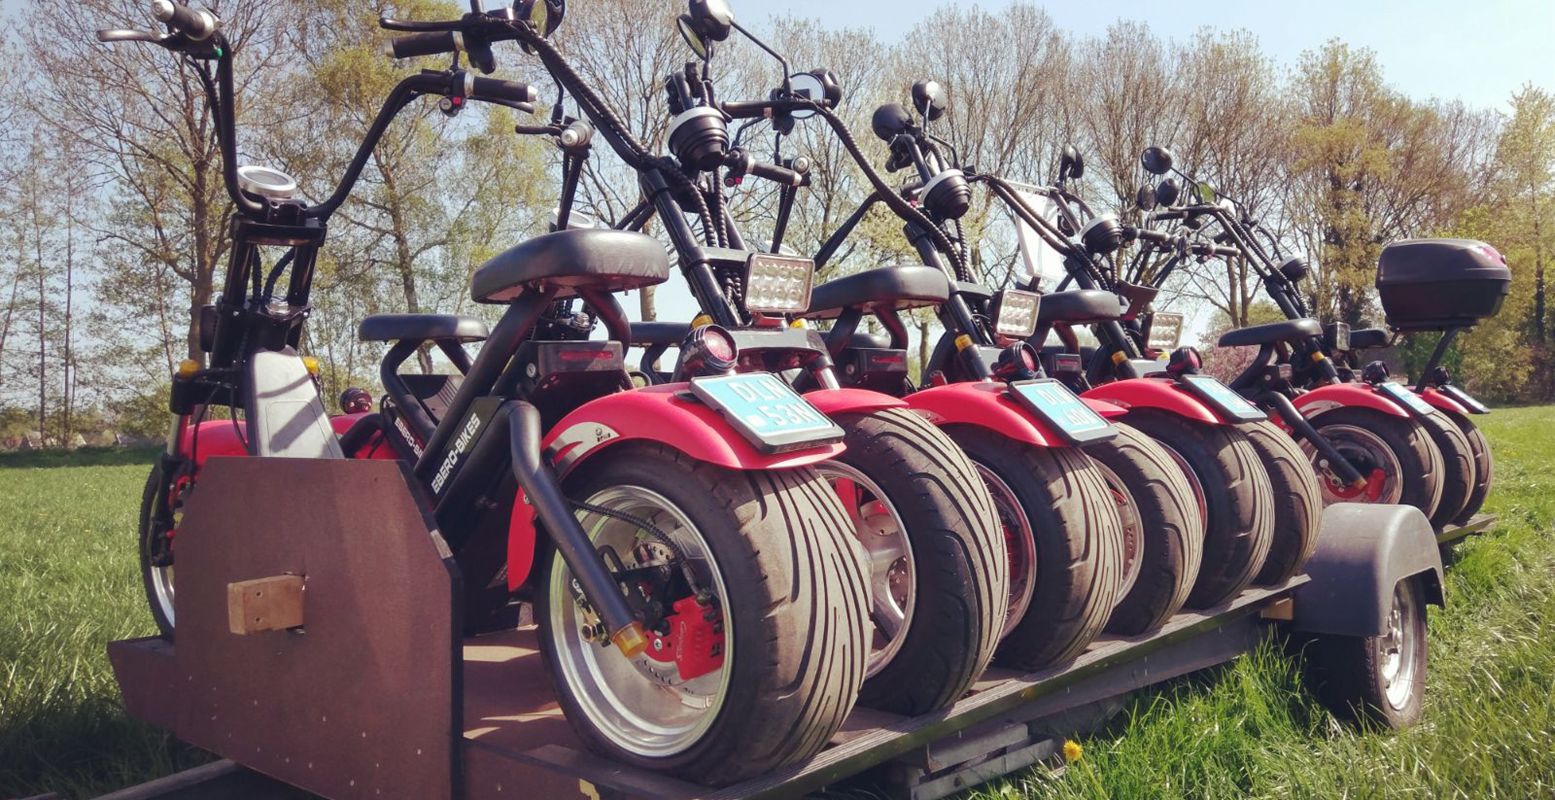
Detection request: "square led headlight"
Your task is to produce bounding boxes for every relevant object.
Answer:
[743,253,815,314]
[1146,311,1184,351]
[990,289,1041,339]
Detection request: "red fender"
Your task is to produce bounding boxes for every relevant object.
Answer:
[1084,398,1127,419]
[1418,387,1469,417]
[1293,382,1410,419]
[802,387,908,415]
[175,420,249,467]
[1081,377,1225,425]
[904,381,1064,447]
[511,383,848,590]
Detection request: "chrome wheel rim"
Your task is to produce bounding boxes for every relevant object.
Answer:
[151,562,175,627]
[974,463,1037,641]
[821,462,915,678]
[1092,461,1143,602]
[1378,583,1420,710]
[547,485,732,757]
[1305,424,1404,505]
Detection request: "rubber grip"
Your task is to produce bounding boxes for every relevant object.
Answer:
[387,30,459,59]
[747,159,803,187]
[469,76,537,104]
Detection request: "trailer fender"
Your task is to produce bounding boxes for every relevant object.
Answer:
[1294,383,1411,420]
[1291,503,1445,637]
[1081,377,1223,425]
[905,381,1063,446]
[1417,387,1470,417]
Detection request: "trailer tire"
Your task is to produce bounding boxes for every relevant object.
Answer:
[824,408,1006,716]
[1307,407,1444,522]
[1306,577,1428,730]
[1417,407,1477,529]
[1443,409,1492,525]
[949,428,1123,670]
[1243,420,1323,585]
[536,443,869,786]
[1121,410,1273,609]
[1083,422,1202,636]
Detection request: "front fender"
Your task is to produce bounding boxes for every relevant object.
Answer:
[1292,503,1445,637]
[803,387,907,416]
[1294,383,1410,419]
[176,420,249,466]
[1082,377,1223,425]
[905,381,1062,447]
[1418,387,1469,417]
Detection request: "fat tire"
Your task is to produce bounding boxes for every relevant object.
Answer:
[137,462,175,640]
[949,427,1123,670]
[1445,410,1492,524]
[1243,420,1323,585]
[1417,407,1477,528]
[1083,422,1202,635]
[1121,410,1273,609]
[1311,407,1444,521]
[1305,578,1427,729]
[535,443,870,786]
[831,408,1007,715]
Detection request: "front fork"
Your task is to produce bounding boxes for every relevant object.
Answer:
[1249,389,1368,486]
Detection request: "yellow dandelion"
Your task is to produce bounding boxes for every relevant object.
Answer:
[1062,739,1083,763]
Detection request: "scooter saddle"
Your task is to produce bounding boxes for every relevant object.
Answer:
[800,265,950,320]
[1036,290,1126,326]
[1347,327,1390,350]
[357,314,489,343]
[1216,318,1323,348]
[471,229,670,304]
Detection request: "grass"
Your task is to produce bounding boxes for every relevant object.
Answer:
[0,411,1551,799]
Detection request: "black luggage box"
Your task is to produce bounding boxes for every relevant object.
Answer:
[1376,238,1510,330]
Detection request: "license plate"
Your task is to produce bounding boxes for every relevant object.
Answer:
[690,373,844,453]
[1008,380,1116,445]
[1375,381,1436,417]
[1438,384,1490,414]
[1179,374,1268,423]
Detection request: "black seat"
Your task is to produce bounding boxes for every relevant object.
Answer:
[1348,327,1390,350]
[1217,318,1323,348]
[472,229,670,304]
[1036,290,1125,326]
[358,314,489,343]
[631,321,691,347]
[801,265,950,319]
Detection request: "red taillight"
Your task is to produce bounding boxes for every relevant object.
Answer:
[1020,346,1038,372]
[705,329,737,361]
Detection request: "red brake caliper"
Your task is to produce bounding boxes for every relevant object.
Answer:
[1332,468,1386,501]
[643,596,725,681]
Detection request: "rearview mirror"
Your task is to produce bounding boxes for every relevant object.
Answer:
[1135,184,1157,211]
[871,103,914,142]
[911,80,946,122]
[675,15,708,59]
[788,69,843,119]
[677,0,733,59]
[1154,178,1180,207]
[1059,145,1085,181]
[1141,145,1174,176]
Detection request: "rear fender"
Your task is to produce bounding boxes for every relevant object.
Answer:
[1292,503,1445,637]
[802,387,907,416]
[1294,382,1410,419]
[1084,398,1127,418]
[1418,387,1469,417]
[1081,377,1224,425]
[905,381,1061,446]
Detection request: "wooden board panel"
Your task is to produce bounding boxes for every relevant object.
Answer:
[161,457,460,800]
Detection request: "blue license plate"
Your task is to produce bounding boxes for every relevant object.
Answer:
[1180,374,1268,423]
[690,373,844,453]
[1438,384,1490,414]
[1008,380,1116,445]
[1375,381,1436,417]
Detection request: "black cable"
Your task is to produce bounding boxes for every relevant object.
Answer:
[568,498,707,597]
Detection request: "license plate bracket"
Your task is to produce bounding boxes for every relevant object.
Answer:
[689,373,844,453]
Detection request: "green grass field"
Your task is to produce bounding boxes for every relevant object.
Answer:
[1,410,1551,799]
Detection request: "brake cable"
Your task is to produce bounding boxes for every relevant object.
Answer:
[567,498,710,601]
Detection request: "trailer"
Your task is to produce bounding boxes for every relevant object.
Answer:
[98,457,1447,800]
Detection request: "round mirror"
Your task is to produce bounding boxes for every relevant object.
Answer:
[675,14,708,59]
[1060,145,1085,180]
[911,80,947,121]
[688,0,734,41]
[1135,184,1157,211]
[514,0,565,38]
[1154,178,1180,207]
[1141,145,1174,176]
[871,103,914,142]
[787,72,826,120]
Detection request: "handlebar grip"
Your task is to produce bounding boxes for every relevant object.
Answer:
[746,160,804,187]
[468,76,538,105]
[1152,210,1185,221]
[151,0,216,40]
[1213,246,1240,258]
[719,100,768,120]
[385,30,461,59]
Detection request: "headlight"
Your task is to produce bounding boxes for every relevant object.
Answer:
[1325,322,1350,352]
[743,253,815,314]
[990,289,1041,339]
[1145,311,1184,351]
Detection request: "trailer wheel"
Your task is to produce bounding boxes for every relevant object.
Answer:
[1417,407,1477,529]
[535,443,869,786]
[1446,411,1493,524]
[1121,410,1273,609]
[824,408,1007,715]
[1306,407,1445,522]
[138,461,180,640]
[1083,422,1203,636]
[1242,420,1323,585]
[949,427,1123,670]
[1307,577,1428,729]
